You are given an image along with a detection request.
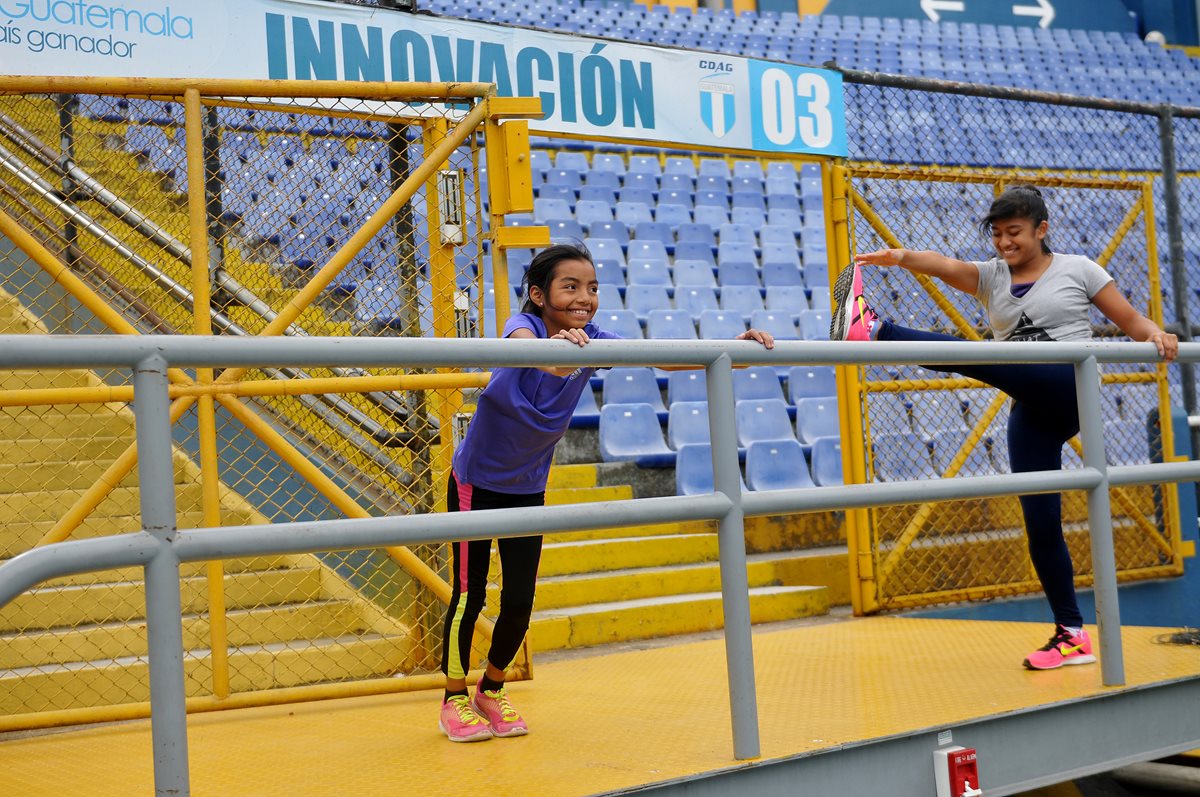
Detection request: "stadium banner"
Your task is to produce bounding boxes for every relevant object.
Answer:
[0,0,847,156]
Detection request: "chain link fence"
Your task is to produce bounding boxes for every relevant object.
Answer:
[841,78,1183,612]
[0,82,513,725]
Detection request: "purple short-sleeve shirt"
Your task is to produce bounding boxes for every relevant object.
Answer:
[451,313,620,494]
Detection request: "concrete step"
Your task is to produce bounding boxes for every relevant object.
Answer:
[543,518,715,544]
[546,463,598,490]
[537,533,718,577]
[2,508,259,552]
[545,485,633,504]
[528,585,828,651]
[0,456,192,492]
[513,547,849,610]
[0,409,133,442]
[0,566,324,632]
[0,599,372,669]
[0,632,414,714]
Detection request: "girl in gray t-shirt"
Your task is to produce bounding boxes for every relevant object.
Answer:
[830,185,1177,671]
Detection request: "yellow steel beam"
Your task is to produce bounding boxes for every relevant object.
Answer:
[0,75,494,100]
[185,87,230,700]
[0,372,493,408]
[831,163,877,614]
[1095,193,1145,270]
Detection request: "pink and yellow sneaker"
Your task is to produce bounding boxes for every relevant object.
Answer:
[439,694,493,742]
[1023,625,1097,670]
[471,685,529,737]
[830,263,879,342]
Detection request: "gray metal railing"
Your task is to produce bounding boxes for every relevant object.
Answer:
[1,335,1198,797]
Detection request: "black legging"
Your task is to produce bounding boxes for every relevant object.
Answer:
[878,320,1085,627]
[440,473,545,680]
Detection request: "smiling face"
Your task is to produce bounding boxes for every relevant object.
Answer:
[529,258,599,336]
[990,215,1049,270]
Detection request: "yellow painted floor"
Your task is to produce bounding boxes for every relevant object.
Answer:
[2,618,1199,796]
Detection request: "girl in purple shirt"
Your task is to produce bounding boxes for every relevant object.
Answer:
[439,243,773,742]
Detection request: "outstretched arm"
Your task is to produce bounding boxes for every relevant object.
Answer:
[855,248,980,295]
[1090,283,1178,362]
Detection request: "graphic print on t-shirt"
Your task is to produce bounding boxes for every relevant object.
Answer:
[1008,312,1054,342]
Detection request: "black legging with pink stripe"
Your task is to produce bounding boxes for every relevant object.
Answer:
[440,473,545,680]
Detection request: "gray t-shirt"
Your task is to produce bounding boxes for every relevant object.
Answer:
[971,253,1113,342]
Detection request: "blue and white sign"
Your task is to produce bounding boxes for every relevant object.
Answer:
[822,0,1135,32]
[0,0,847,156]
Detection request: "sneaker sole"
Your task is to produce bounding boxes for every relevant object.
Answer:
[490,725,529,738]
[1022,653,1097,671]
[829,264,856,341]
[438,719,493,742]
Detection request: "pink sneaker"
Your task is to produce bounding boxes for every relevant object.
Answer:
[1023,625,1097,670]
[830,263,879,341]
[472,685,529,737]
[439,694,493,742]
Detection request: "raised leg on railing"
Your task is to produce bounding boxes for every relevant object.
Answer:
[134,353,191,796]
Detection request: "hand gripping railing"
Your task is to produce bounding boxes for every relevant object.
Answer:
[1,335,1198,797]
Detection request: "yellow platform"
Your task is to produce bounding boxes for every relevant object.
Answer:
[2,617,1198,796]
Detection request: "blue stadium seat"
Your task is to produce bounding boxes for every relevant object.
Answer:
[549,219,585,242]
[585,237,627,268]
[720,285,764,319]
[765,285,808,315]
[733,160,765,180]
[656,203,693,229]
[619,185,656,206]
[669,402,711,449]
[556,151,590,172]
[628,239,669,265]
[599,403,675,466]
[696,174,731,194]
[732,176,765,194]
[659,189,692,208]
[762,262,803,288]
[660,173,695,194]
[585,169,621,189]
[616,201,653,227]
[634,221,675,249]
[751,309,800,340]
[789,366,837,403]
[664,155,697,177]
[717,260,761,287]
[719,222,757,247]
[598,284,624,310]
[593,259,626,286]
[625,285,672,319]
[646,309,698,339]
[909,393,968,433]
[810,435,844,486]
[698,159,732,180]
[676,443,718,495]
[675,285,719,315]
[674,260,717,288]
[735,398,795,447]
[931,431,995,476]
[873,432,937,481]
[693,205,730,229]
[571,384,601,428]
[745,439,815,491]
[594,309,642,338]
[795,397,840,451]
[731,207,766,228]
[733,366,786,402]
[809,287,831,312]
[576,199,615,229]
[592,153,626,176]
[533,197,572,224]
[577,186,616,204]
[698,309,747,339]
[627,259,672,287]
[603,367,666,414]
[768,208,803,232]
[675,241,716,266]
[797,309,829,340]
[668,372,707,405]
[589,220,629,245]
[629,155,663,176]
[760,226,797,247]
[678,222,716,246]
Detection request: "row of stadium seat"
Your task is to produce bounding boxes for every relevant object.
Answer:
[674,437,843,495]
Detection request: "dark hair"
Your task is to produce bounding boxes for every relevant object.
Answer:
[979,184,1052,254]
[519,242,594,315]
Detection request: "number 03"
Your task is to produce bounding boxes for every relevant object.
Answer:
[761,69,833,148]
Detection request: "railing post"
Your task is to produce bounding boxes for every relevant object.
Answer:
[705,353,761,760]
[134,353,191,796]
[1074,354,1125,686]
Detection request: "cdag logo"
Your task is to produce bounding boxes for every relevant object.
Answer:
[697,60,736,138]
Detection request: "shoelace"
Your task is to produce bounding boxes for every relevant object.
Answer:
[482,688,520,722]
[447,695,484,725]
